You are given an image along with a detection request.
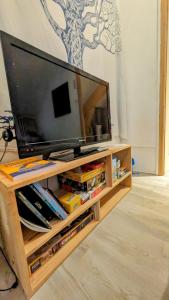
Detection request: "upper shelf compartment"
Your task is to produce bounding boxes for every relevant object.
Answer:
[0,145,131,191]
[0,150,111,191]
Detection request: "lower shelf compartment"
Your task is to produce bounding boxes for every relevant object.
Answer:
[30,220,98,293]
[30,184,131,293]
[100,185,131,220]
[24,186,111,257]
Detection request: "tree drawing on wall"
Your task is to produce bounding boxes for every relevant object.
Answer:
[40,0,121,69]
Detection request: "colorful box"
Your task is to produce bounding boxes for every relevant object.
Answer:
[75,191,91,204]
[56,192,81,213]
[75,181,106,203]
[61,166,105,183]
[58,172,105,192]
[27,233,61,274]
[89,181,106,199]
[81,161,105,171]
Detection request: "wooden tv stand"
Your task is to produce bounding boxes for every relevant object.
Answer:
[0,145,131,299]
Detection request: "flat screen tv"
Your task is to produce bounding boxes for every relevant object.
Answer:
[1,31,112,161]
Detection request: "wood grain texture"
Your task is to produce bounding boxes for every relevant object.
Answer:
[158,0,169,175]
[0,190,32,297]
[100,185,131,219]
[1,175,169,300]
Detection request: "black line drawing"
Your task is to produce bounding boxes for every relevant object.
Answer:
[40,0,121,68]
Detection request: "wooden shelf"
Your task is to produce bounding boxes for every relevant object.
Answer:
[100,186,131,220]
[0,146,131,191]
[30,220,98,294]
[109,144,131,154]
[24,186,112,257]
[0,144,132,299]
[112,171,131,189]
[0,150,111,191]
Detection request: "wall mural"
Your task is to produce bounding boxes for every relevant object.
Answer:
[40,0,121,69]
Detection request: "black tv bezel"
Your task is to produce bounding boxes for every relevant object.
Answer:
[0,31,112,158]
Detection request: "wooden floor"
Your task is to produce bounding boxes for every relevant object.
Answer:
[1,176,169,300]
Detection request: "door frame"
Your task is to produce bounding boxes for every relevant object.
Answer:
[158,0,169,175]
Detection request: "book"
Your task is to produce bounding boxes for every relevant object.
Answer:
[32,183,68,220]
[0,158,55,180]
[21,185,55,221]
[30,184,64,220]
[20,217,51,233]
[75,181,106,203]
[16,191,51,229]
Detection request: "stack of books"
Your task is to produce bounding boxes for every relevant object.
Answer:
[57,161,106,206]
[12,159,106,233]
[16,183,68,233]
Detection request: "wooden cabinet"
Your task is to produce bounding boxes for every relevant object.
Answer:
[0,145,131,299]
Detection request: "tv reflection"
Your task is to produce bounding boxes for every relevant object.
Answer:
[76,75,110,143]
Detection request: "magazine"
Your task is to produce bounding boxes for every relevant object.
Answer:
[0,157,55,180]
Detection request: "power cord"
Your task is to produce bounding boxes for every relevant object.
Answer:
[0,111,14,163]
[0,246,18,291]
[46,177,49,189]
[0,141,8,163]
[0,114,17,291]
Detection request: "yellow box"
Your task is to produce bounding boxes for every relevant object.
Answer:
[57,192,81,213]
[62,166,105,183]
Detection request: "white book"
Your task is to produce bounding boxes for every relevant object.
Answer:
[20,217,51,233]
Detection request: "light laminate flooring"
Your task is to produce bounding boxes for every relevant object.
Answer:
[1,176,169,300]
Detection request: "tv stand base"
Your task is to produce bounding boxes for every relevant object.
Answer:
[48,147,108,162]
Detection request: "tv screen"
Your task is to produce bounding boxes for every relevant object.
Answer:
[1,32,111,158]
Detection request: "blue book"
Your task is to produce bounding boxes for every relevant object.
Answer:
[32,183,68,220]
[30,184,59,219]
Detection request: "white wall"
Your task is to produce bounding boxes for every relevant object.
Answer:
[119,0,160,174]
[0,0,160,174]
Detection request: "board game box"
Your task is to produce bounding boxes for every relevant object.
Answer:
[27,211,94,274]
[58,172,105,192]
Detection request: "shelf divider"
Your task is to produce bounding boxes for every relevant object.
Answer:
[100,186,131,220]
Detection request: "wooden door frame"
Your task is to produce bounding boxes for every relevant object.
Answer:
[158,0,169,175]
